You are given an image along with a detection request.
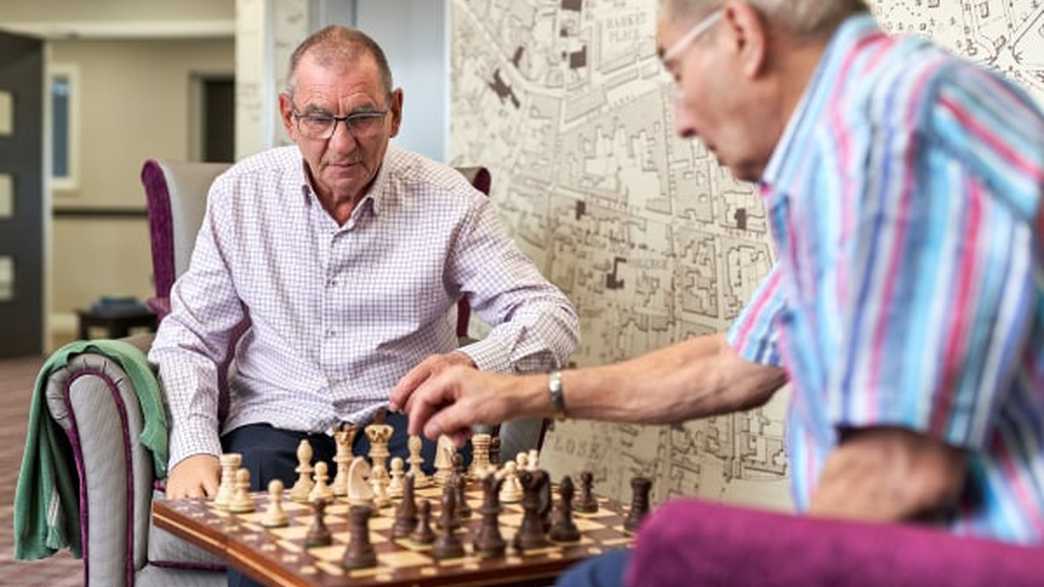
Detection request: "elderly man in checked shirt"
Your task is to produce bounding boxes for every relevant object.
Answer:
[153,26,579,507]
[395,1,1044,585]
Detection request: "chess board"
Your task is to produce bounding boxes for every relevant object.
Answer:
[152,481,634,587]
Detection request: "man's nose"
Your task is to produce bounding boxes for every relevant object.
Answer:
[328,119,358,153]
[673,95,698,140]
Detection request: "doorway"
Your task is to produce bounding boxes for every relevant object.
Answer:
[191,74,235,163]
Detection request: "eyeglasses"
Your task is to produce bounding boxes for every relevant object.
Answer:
[662,9,723,64]
[292,108,388,140]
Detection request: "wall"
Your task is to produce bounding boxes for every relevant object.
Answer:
[449,0,1044,508]
[50,39,234,320]
[0,0,234,25]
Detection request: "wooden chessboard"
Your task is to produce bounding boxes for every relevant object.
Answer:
[152,480,634,587]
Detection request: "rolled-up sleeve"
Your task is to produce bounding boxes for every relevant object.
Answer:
[726,263,786,368]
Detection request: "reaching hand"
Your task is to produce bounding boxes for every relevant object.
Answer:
[165,454,220,499]
[389,351,476,413]
[400,366,546,446]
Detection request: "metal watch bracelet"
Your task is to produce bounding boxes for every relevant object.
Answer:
[548,370,566,418]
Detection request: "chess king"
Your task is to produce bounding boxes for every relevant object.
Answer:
[394,0,1044,586]
[152,23,579,587]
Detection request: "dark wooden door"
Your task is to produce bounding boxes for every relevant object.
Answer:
[0,31,44,357]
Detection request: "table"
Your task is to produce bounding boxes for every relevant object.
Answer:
[76,307,157,340]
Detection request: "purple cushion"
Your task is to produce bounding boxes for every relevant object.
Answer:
[626,499,1044,587]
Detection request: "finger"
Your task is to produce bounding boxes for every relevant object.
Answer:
[186,483,204,499]
[202,475,220,497]
[390,359,435,412]
[424,401,473,442]
[407,377,456,437]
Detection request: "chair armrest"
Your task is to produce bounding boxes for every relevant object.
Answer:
[44,351,156,587]
[628,499,1044,587]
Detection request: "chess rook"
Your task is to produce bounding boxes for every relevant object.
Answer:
[549,476,581,542]
[343,506,378,570]
[624,476,652,534]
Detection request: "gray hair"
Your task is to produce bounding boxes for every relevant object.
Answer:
[286,26,394,98]
[661,0,869,37]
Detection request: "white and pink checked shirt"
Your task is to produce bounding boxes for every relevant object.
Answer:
[150,145,579,467]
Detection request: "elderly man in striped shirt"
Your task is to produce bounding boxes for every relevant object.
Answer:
[395,1,1044,584]
[152,24,579,527]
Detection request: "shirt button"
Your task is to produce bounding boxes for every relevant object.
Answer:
[326,329,336,337]
[327,279,337,288]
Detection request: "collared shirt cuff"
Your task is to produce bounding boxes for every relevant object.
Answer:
[168,418,223,471]
[457,337,513,373]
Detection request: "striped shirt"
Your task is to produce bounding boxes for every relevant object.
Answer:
[728,14,1044,543]
[150,145,579,468]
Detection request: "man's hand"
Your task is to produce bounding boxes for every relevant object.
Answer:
[165,454,221,499]
[399,366,547,446]
[389,351,477,413]
[809,427,966,523]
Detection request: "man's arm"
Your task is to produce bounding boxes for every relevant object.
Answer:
[149,176,245,498]
[394,332,787,443]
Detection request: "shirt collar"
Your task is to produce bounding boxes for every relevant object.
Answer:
[761,13,881,191]
[296,144,397,217]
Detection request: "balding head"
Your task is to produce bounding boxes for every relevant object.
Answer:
[286,26,394,98]
[660,0,869,38]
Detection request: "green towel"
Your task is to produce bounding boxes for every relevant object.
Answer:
[13,339,168,560]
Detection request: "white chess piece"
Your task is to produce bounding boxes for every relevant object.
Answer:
[228,468,255,513]
[347,456,375,508]
[261,479,289,528]
[515,452,529,473]
[468,434,492,480]
[309,461,334,503]
[407,435,432,488]
[289,439,314,503]
[214,453,242,510]
[364,412,394,483]
[332,424,356,497]
[434,435,455,485]
[497,461,523,504]
[387,457,405,497]
[527,449,539,472]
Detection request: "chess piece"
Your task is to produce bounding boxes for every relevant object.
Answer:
[342,506,378,570]
[347,456,375,508]
[515,452,529,473]
[432,488,465,560]
[305,497,332,547]
[451,454,472,520]
[387,457,406,498]
[433,434,455,485]
[489,436,501,467]
[214,453,242,510]
[411,499,436,544]
[549,476,580,542]
[527,449,540,472]
[576,471,599,514]
[468,433,493,480]
[309,461,334,503]
[365,408,394,484]
[392,473,418,538]
[498,461,523,504]
[370,466,391,509]
[407,434,432,488]
[261,479,289,528]
[289,439,314,503]
[624,476,653,534]
[436,481,460,531]
[228,468,255,513]
[332,423,357,497]
[473,473,506,558]
[513,470,550,552]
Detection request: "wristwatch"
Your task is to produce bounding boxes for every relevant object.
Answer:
[548,370,567,419]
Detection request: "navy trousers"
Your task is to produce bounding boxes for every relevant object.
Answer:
[556,549,632,587]
[222,412,469,587]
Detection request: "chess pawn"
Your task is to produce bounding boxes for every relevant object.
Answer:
[433,487,465,560]
[289,439,314,503]
[332,423,357,497]
[433,435,455,485]
[452,460,472,520]
[387,457,406,498]
[214,452,242,510]
[343,506,378,570]
[624,477,653,534]
[498,461,523,504]
[370,466,391,509]
[304,497,332,547]
[515,452,529,473]
[261,479,289,528]
[576,471,599,514]
[228,468,255,513]
[407,434,432,488]
[549,476,580,542]
[411,499,436,544]
[309,461,334,503]
[527,449,540,471]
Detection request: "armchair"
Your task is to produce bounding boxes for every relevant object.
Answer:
[39,158,541,586]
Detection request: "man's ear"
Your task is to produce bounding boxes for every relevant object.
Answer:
[721,1,770,78]
[389,88,404,138]
[278,93,298,138]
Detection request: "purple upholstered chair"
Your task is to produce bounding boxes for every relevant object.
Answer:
[38,158,505,587]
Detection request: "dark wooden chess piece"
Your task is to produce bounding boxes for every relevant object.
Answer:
[539,473,553,533]
[473,473,506,558]
[373,406,387,425]
[624,476,653,534]
[433,486,465,560]
[513,470,550,552]
[436,480,461,530]
[452,454,472,520]
[549,476,581,542]
[411,499,436,544]
[489,436,501,467]
[342,505,378,570]
[392,473,418,538]
[576,470,599,513]
[304,497,332,547]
